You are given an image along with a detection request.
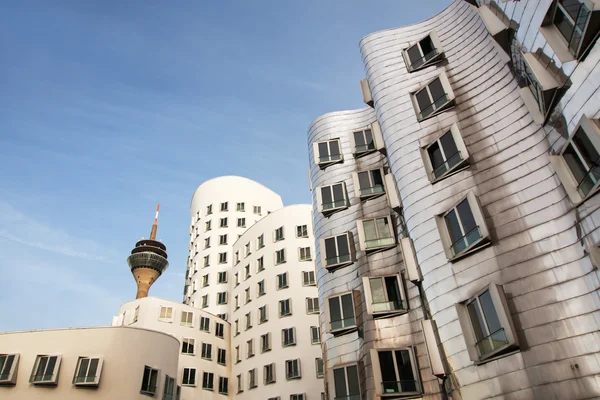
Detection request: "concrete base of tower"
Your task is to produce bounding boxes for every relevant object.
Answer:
[132,267,160,299]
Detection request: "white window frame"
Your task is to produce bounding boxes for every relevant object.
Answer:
[245,287,251,304]
[182,367,196,386]
[217,291,228,305]
[356,215,396,253]
[550,115,600,204]
[274,226,285,242]
[202,274,209,287]
[257,256,265,272]
[220,202,228,212]
[435,191,491,261]
[329,364,361,400]
[320,232,355,271]
[237,374,243,393]
[411,72,456,122]
[313,138,343,167]
[402,30,444,72]
[206,204,212,216]
[202,372,214,391]
[455,283,519,363]
[352,168,386,200]
[247,339,255,358]
[201,295,209,308]
[371,347,422,397]
[72,357,103,386]
[257,280,266,297]
[282,327,296,347]
[158,306,174,322]
[219,234,227,245]
[315,358,324,378]
[238,218,246,228]
[306,297,320,314]
[310,326,321,344]
[261,332,272,352]
[218,376,228,395]
[180,311,194,327]
[236,202,245,212]
[200,316,210,332]
[277,272,289,289]
[219,217,228,228]
[316,182,349,214]
[0,353,19,385]
[275,248,286,264]
[215,322,224,338]
[217,271,228,283]
[257,234,265,249]
[299,246,312,261]
[259,305,269,324]
[248,368,257,389]
[218,252,227,264]
[291,395,306,400]
[182,338,195,355]
[205,220,212,232]
[325,291,358,335]
[245,311,253,330]
[253,205,262,215]
[362,274,408,317]
[302,271,316,286]
[279,298,292,317]
[285,359,301,380]
[296,225,309,238]
[163,375,176,400]
[421,123,470,182]
[349,120,386,156]
[217,348,227,366]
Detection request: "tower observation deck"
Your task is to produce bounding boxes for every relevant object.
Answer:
[127,205,169,299]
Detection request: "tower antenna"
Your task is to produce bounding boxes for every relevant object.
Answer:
[149,204,160,240]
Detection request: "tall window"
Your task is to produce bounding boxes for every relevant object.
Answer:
[219,234,227,245]
[248,368,257,388]
[257,256,265,272]
[217,292,228,305]
[182,367,197,386]
[202,274,209,287]
[315,358,324,378]
[206,204,212,215]
[253,205,262,215]
[204,237,211,249]
[202,372,214,390]
[218,271,227,283]
[277,272,288,289]
[413,74,454,121]
[285,359,301,380]
[425,127,467,181]
[403,32,443,72]
[220,202,228,212]
[302,271,316,286]
[322,233,352,270]
[244,264,251,279]
[444,198,482,256]
[315,139,343,166]
[310,326,321,344]
[333,365,360,400]
[245,312,252,330]
[73,357,102,386]
[245,287,251,304]
[182,338,195,355]
[180,311,193,327]
[141,365,159,393]
[355,169,385,198]
[299,247,312,261]
[215,322,224,338]
[217,348,227,365]
[264,363,276,384]
[201,295,208,308]
[257,280,266,296]
[200,316,210,332]
[218,252,228,264]
[261,333,271,352]
[237,374,243,393]
[279,299,292,317]
[552,0,596,58]
[306,297,319,314]
[282,327,296,346]
[466,288,511,359]
[274,226,284,241]
[247,339,255,358]
[205,220,212,231]
[219,217,228,228]
[359,216,395,251]
[319,183,348,213]
[275,249,286,264]
[259,305,268,323]
[158,306,173,322]
[296,225,308,238]
[328,293,356,333]
[163,375,175,400]
[218,376,228,395]
[257,234,265,249]
[373,349,421,395]
[201,343,212,360]
[236,202,245,212]
[203,255,210,267]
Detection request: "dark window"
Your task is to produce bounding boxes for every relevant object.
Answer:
[444,199,481,256]
[378,350,419,394]
[427,130,462,179]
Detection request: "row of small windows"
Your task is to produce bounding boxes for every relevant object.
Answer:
[199,202,261,217]
[180,338,227,365]
[235,359,319,393]
[233,298,320,334]
[235,327,320,360]
[157,307,225,338]
[179,367,229,395]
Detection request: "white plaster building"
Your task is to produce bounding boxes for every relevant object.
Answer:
[308,1,600,399]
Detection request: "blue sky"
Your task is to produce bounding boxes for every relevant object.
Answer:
[0,0,450,331]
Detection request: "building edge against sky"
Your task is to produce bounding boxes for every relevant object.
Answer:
[0,176,325,400]
[308,1,600,400]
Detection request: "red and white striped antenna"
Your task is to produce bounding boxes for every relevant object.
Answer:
[149,204,160,240]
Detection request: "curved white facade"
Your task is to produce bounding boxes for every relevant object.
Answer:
[309,1,600,399]
[230,204,323,400]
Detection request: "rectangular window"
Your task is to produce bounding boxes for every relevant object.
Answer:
[200,316,210,332]
[217,348,227,365]
[282,327,296,347]
[235,346,241,362]
[245,312,252,330]
[205,221,212,231]
[291,395,305,400]
[220,202,228,212]
[159,306,173,322]
[315,358,324,378]
[358,216,395,252]
[215,322,224,338]
[201,343,212,360]
[259,305,268,324]
[217,292,228,305]
[238,218,246,228]
[235,320,240,336]
[235,272,239,286]
[302,271,316,286]
[163,375,175,400]
[403,31,443,72]
[286,359,301,380]
[333,365,360,400]
[257,256,265,272]
[245,242,251,257]
[310,326,321,344]
[202,372,214,390]
[218,376,228,395]
[218,252,227,264]
[296,225,309,238]
[219,218,228,228]
[204,237,211,249]
[206,204,213,215]
[314,139,343,166]
[244,264,251,280]
[364,275,407,316]
[235,295,240,310]
[279,299,292,317]
[248,368,257,389]
[277,272,289,289]
[327,293,357,333]
[182,338,195,355]
[318,182,348,213]
[202,274,209,287]
[0,354,19,385]
[275,249,286,264]
[299,247,312,261]
[352,128,375,155]
[235,251,240,264]
[274,226,284,241]
[264,363,276,384]
[180,311,193,327]
[219,234,227,245]
[218,271,227,283]
[237,374,243,393]
[354,168,385,199]
[236,202,245,212]
[247,339,254,358]
[258,280,266,296]
[423,125,468,182]
[412,73,455,121]
[257,234,265,249]
[306,297,319,314]
[141,365,159,393]
[254,205,262,215]
[371,348,421,396]
[552,0,596,59]
[73,357,103,386]
[202,295,208,308]
[321,232,353,270]
[261,332,272,352]
[245,287,251,303]
[203,255,210,268]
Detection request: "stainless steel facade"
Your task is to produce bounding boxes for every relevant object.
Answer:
[308,1,600,399]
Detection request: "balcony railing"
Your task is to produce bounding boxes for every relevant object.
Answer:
[74,375,97,384]
[365,236,395,250]
[359,184,385,197]
[433,151,463,179]
[409,48,440,70]
[450,226,482,256]
[476,327,508,357]
[372,299,404,313]
[418,94,450,120]
[355,143,375,154]
[330,317,356,331]
[319,154,342,164]
[382,379,420,394]
[323,199,347,211]
[325,253,351,267]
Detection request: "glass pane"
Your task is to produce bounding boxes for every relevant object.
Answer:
[334,368,348,398]
[150,369,158,388]
[45,357,57,379]
[428,142,444,170]
[347,365,360,395]
[354,131,366,147]
[142,367,150,389]
[420,36,435,56]
[325,238,337,263]
[407,44,423,69]
[364,129,374,149]
[415,88,432,112]
[440,131,459,163]
[428,78,445,102]
[457,199,477,235]
[329,140,341,157]
[321,187,333,207]
[554,5,576,44]
[573,127,600,170]
[479,290,502,335]
[563,143,588,184]
[369,278,386,303]
[372,169,384,186]
[77,359,89,381]
[385,276,402,305]
[559,0,583,20]
[363,220,377,241]
[318,142,330,158]
[378,351,397,385]
[332,183,345,202]
[395,350,417,392]
[358,171,370,190]
[336,235,350,257]
[329,297,341,323]
[376,218,392,239]
[467,300,487,341]
[341,293,354,321]
[444,209,463,244]
[87,359,99,382]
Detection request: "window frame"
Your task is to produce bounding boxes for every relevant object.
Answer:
[217,291,228,305]
[313,138,344,168]
[247,339,255,358]
[218,376,229,395]
[277,272,289,290]
[316,182,349,214]
[315,358,324,379]
[285,359,302,380]
[296,224,309,238]
[352,168,386,200]
[411,72,456,122]
[215,322,225,338]
[362,274,409,317]
[275,248,286,265]
[217,348,227,366]
[180,311,194,327]
[201,343,213,361]
[279,298,292,317]
[200,316,210,332]
[259,305,269,324]
[421,123,470,183]
[302,271,316,286]
[140,365,160,394]
[356,215,396,253]
[325,291,359,335]
[261,332,272,352]
[218,252,228,264]
[72,356,103,386]
[282,327,296,347]
[238,218,246,228]
[329,364,361,400]
[220,202,228,212]
[202,372,214,391]
[163,375,176,400]
[264,363,276,384]
[257,279,266,297]
[348,120,385,157]
[248,368,257,389]
[370,347,422,397]
[0,353,19,385]
[306,297,320,314]
[158,306,174,323]
[274,226,285,242]
[299,246,312,261]
[217,271,228,283]
[182,338,195,355]
[236,202,245,212]
[402,30,444,72]
[320,232,355,271]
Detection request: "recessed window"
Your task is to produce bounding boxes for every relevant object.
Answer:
[302,271,316,286]
[422,124,469,182]
[236,202,245,212]
[257,280,266,297]
[351,128,375,156]
[200,316,210,332]
[291,395,305,400]
[245,242,251,257]
[306,297,319,314]
[310,326,321,344]
[456,283,519,362]
[235,251,240,265]
[158,306,173,322]
[206,204,213,216]
[220,202,228,212]
[204,237,211,249]
[275,249,286,264]
[218,252,228,264]
[218,376,228,395]
[203,255,210,268]
[217,313,227,321]
[279,299,292,317]
[332,365,360,400]
[244,264,250,280]
[219,218,228,228]
[202,274,209,287]
[257,256,265,272]
[299,247,312,261]
[363,274,408,317]
[248,368,257,389]
[285,359,301,380]
[357,216,396,253]
[296,225,309,238]
[277,272,289,289]
[436,192,490,260]
[315,358,324,378]
[259,305,268,324]
[182,338,195,355]
[326,292,357,334]
[236,374,243,393]
[257,234,265,249]
[181,311,194,327]
[551,115,600,203]
[73,357,103,386]
[202,372,214,391]
[247,339,255,358]
[217,291,228,305]
[261,332,272,352]
[353,168,385,200]
[282,327,296,347]
[141,365,159,393]
[519,52,561,124]
[238,218,246,228]
[411,73,456,121]
[371,348,422,397]
[317,182,349,214]
[254,205,262,215]
[0,353,19,385]
[205,220,212,231]
[217,348,227,365]
[274,226,285,241]
[402,31,444,72]
[264,363,276,384]
[201,295,209,308]
[200,343,212,360]
[320,232,354,271]
[245,311,253,330]
[163,375,176,400]
[219,234,227,245]
[313,139,343,167]
[245,287,251,303]
[215,322,224,338]
[217,271,227,283]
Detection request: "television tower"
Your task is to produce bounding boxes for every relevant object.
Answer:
[127,204,169,299]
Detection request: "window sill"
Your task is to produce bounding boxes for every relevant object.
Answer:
[447,238,491,262]
[539,26,576,64]
[329,325,358,336]
[548,155,584,204]
[317,159,344,169]
[417,100,456,122]
[518,87,545,125]
[371,309,409,318]
[429,160,469,184]
[353,148,378,158]
[324,260,354,272]
[364,242,397,254]
[358,192,386,202]
[407,53,445,73]
[474,347,520,366]
[321,204,349,216]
